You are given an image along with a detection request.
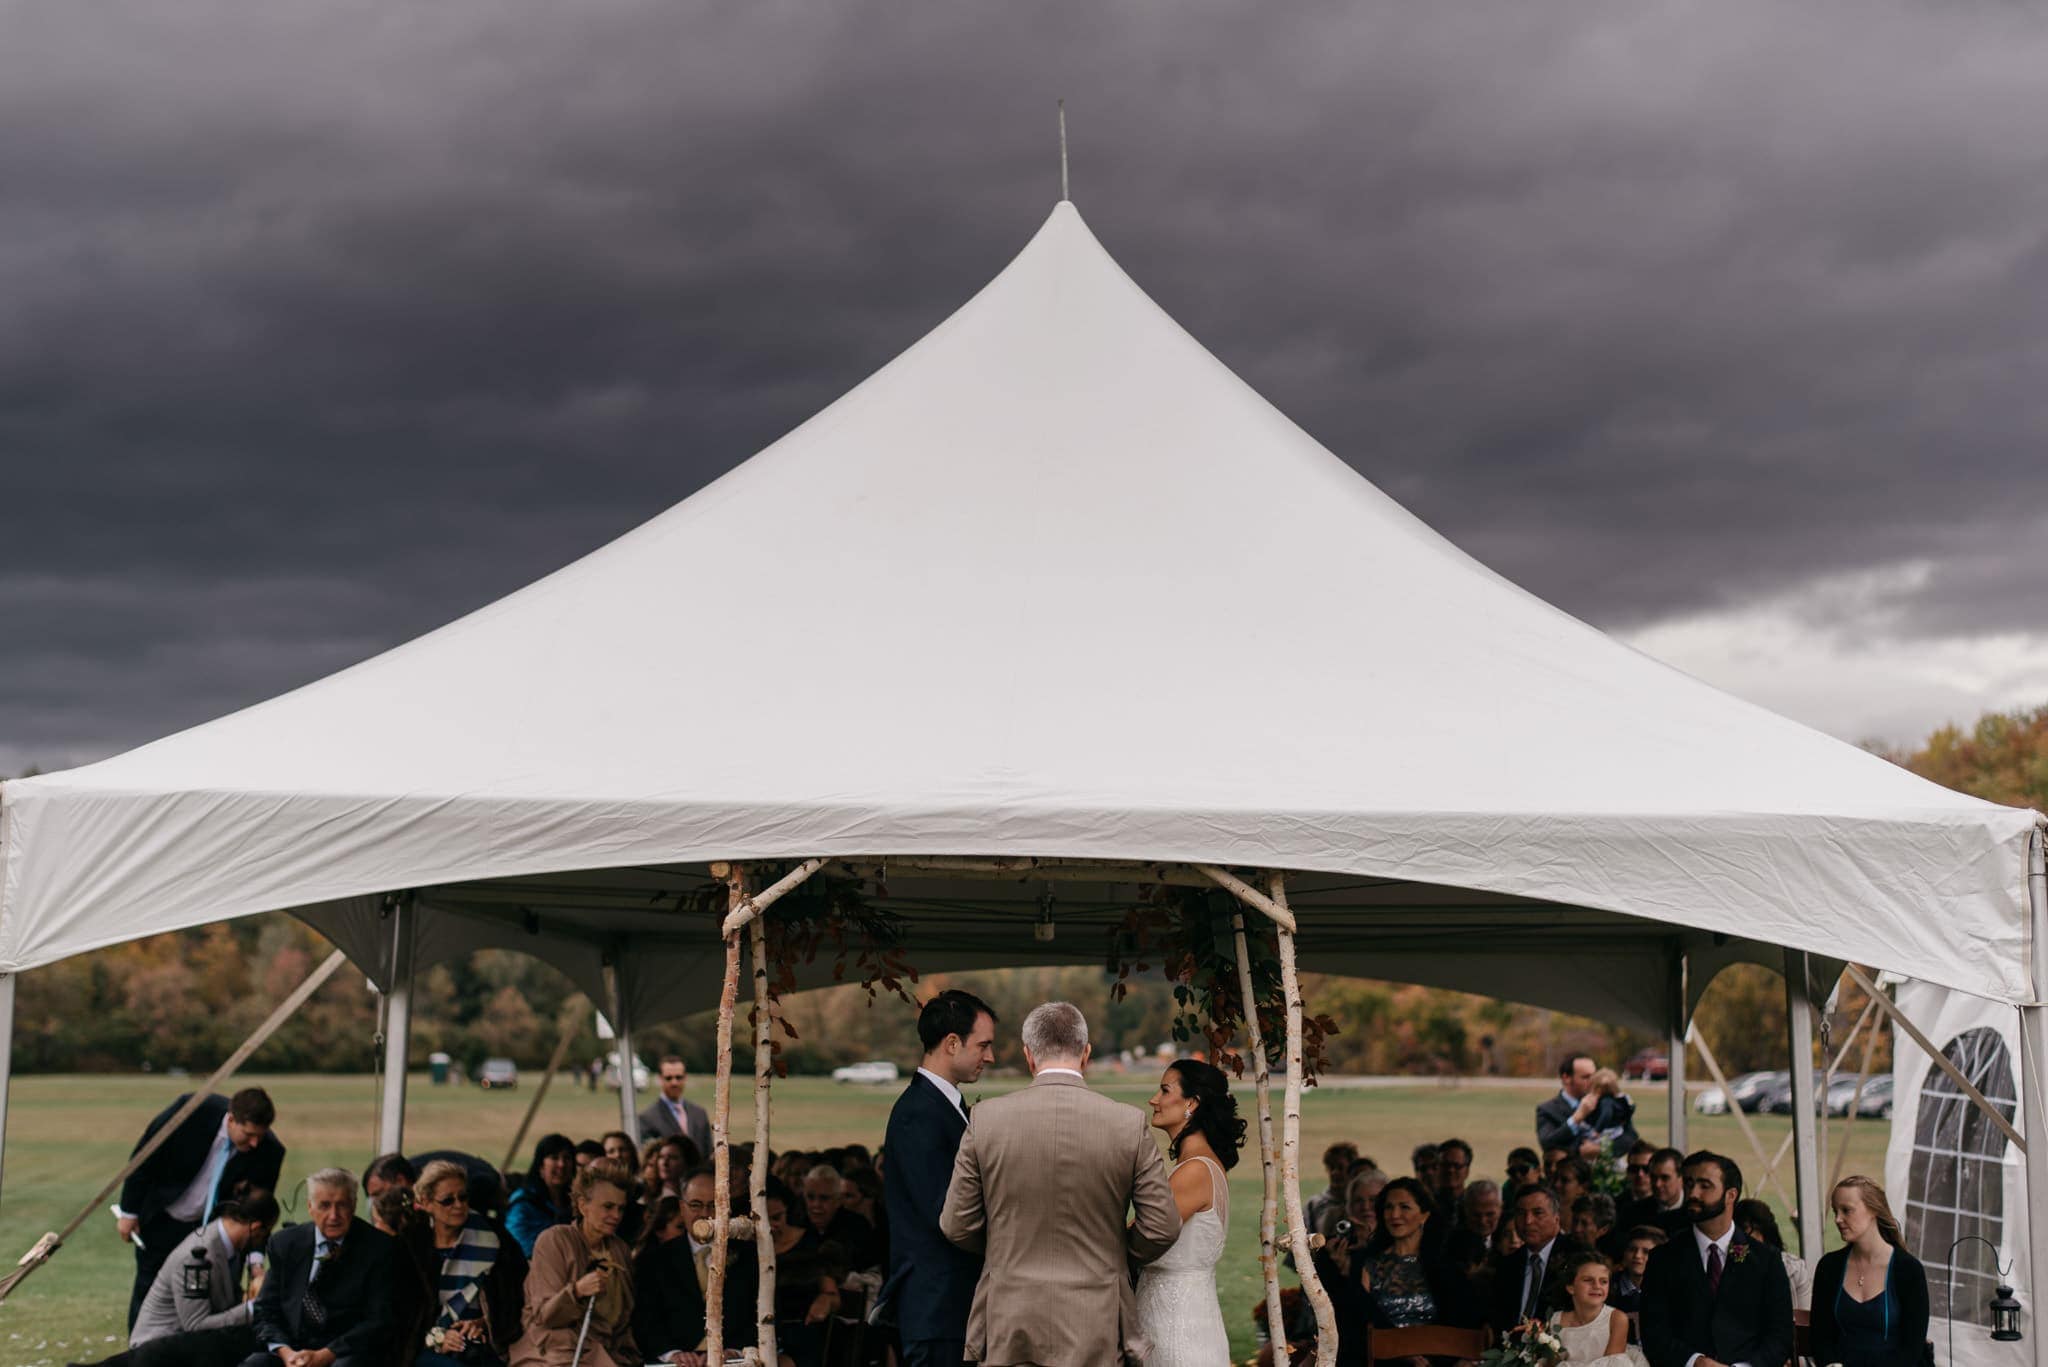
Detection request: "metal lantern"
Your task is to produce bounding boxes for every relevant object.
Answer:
[1989,1283,2023,1342]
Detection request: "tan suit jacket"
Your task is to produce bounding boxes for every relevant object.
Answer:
[939,1071,1181,1367]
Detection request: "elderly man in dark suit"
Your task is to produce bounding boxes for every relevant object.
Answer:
[636,1055,713,1157]
[881,990,998,1367]
[1639,1151,1793,1367]
[115,1088,285,1331]
[1488,1183,1585,1333]
[238,1167,396,1367]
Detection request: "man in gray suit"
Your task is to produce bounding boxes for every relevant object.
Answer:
[637,1054,713,1157]
[940,1002,1180,1367]
[76,1189,279,1367]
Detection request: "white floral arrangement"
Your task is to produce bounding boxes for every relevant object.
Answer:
[1479,1319,1563,1367]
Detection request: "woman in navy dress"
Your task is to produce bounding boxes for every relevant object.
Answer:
[1809,1176,1929,1367]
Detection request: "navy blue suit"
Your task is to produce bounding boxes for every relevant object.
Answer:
[883,1072,981,1367]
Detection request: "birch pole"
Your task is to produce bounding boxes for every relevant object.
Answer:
[1269,874,1338,1367]
[1231,912,1286,1355]
[749,883,779,1367]
[704,862,746,1367]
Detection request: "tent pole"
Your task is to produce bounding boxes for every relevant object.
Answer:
[1666,949,1688,1151]
[2019,825,2048,1367]
[750,901,779,1367]
[0,973,14,1205]
[1783,951,1823,1258]
[376,891,416,1156]
[609,957,639,1146]
[1229,913,1285,1352]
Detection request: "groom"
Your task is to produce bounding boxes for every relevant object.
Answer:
[940,1001,1181,1367]
[885,990,1000,1367]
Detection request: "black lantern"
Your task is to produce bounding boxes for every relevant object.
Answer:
[1990,1283,2023,1342]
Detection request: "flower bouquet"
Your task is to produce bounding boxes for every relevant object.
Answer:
[1479,1319,1563,1367]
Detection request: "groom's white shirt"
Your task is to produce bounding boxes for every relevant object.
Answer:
[917,1066,968,1121]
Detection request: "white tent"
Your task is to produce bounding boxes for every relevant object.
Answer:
[2,200,2045,1341]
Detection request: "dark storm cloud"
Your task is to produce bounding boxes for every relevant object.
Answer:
[5,0,2048,768]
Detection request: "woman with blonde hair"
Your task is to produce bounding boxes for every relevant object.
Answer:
[1809,1176,1929,1367]
[510,1159,642,1367]
[399,1158,527,1364]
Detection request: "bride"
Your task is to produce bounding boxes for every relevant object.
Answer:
[1135,1059,1245,1367]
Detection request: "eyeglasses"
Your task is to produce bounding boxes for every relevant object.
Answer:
[430,1193,469,1208]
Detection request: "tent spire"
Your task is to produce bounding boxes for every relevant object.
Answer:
[1058,98,1070,202]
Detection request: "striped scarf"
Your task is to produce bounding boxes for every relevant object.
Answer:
[435,1217,501,1328]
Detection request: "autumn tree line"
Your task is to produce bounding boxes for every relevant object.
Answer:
[9,703,2046,1078]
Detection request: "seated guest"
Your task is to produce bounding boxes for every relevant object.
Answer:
[509,1159,639,1367]
[1320,1178,1474,1367]
[839,1143,874,1173]
[1442,1180,1501,1276]
[1435,1138,1473,1209]
[633,1171,769,1366]
[399,1158,528,1366]
[1410,1142,1441,1192]
[1639,1151,1792,1367]
[374,1184,415,1236]
[1808,1176,1929,1367]
[1621,1142,1656,1212]
[1552,1157,1593,1212]
[505,1134,576,1257]
[765,1178,845,1367]
[1735,1199,1811,1312]
[1622,1148,1690,1237]
[646,1135,695,1202]
[368,1152,419,1202]
[78,1189,280,1367]
[804,1163,881,1270]
[1542,1148,1570,1182]
[1491,1219,1522,1263]
[1305,1142,1361,1234]
[239,1167,395,1367]
[1609,1226,1666,1319]
[1572,1193,1622,1258]
[1504,1148,1541,1191]
[843,1167,889,1266]
[601,1131,641,1173]
[575,1139,608,1171]
[1547,1250,1637,1367]
[1487,1184,1583,1335]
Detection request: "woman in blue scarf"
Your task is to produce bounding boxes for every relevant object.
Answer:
[401,1159,530,1365]
[506,1134,577,1257]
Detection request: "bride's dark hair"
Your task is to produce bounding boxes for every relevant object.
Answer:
[1166,1059,1247,1171]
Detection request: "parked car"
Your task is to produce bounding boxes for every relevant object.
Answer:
[831,1060,902,1084]
[1699,1069,1787,1114]
[1854,1075,1895,1118]
[1760,1074,1865,1115]
[602,1051,650,1092]
[478,1057,519,1090]
[1622,1049,1670,1081]
[1694,1085,1731,1115]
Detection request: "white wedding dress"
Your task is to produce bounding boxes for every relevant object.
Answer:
[1135,1155,1231,1367]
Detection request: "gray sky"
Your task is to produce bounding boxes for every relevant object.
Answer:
[7,0,2048,774]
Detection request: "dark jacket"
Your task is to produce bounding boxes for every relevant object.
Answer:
[1809,1246,1930,1367]
[1487,1235,1587,1334]
[119,1094,285,1249]
[1640,1228,1794,1367]
[249,1219,397,1360]
[395,1216,529,1359]
[631,1237,758,1360]
[1536,1091,1639,1159]
[1320,1240,1478,1367]
[637,1095,713,1160]
[881,1071,981,1344]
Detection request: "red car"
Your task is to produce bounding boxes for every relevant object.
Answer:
[1622,1049,1669,1080]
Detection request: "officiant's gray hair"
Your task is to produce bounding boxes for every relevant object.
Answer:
[1021,1001,1089,1062]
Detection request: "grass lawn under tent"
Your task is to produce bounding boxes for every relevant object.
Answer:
[0,1072,1887,1366]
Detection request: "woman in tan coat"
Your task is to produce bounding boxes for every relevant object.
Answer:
[510,1159,642,1367]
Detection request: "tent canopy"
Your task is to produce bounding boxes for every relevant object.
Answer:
[1,200,2037,1018]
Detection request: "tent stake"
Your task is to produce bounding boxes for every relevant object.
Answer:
[749,882,780,1367]
[1231,912,1286,1357]
[1269,874,1338,1367]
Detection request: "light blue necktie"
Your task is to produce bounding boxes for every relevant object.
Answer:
[199,1136,232,1223]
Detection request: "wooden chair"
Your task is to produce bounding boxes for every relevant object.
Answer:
[1368,1324,1490,1363]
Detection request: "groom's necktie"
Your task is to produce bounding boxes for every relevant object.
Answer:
[1706,1243,1724,1294]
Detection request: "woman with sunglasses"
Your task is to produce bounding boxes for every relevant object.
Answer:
[401,1158,530,1365]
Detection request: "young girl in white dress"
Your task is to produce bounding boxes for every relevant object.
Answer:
[1549,1250,1649,1367]
[1134,1059,1246,1367]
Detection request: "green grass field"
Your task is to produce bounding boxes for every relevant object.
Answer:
[0,1073,1890,1366]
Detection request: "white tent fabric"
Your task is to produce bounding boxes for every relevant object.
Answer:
[1884,979,2030,1367]
[0,200,2038,1008]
